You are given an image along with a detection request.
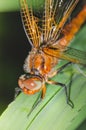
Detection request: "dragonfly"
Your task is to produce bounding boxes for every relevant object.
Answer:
[18,0,86,108]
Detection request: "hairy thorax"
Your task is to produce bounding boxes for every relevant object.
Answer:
[24,48,58,78]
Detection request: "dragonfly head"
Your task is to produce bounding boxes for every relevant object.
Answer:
[18,74,43,95]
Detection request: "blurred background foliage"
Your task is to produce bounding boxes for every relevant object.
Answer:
[0,0,86,129]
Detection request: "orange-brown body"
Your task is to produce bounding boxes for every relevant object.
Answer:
[18,0,86,102]
[25,48,58,76]
[24,5,86,78]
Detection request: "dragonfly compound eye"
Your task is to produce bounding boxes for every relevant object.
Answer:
[18,77,42,95]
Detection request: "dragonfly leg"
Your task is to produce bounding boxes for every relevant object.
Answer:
[49,62,72,78]
[14,87,22,99]
[57,62,72,74]
[41,83,46,98]
[27,91,42,117]
[47,80,74,108]
[27,83,46,117]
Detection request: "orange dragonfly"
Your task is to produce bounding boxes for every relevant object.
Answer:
[18,0,86,107]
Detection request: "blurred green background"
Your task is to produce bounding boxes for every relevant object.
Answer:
[0,4,31,115]
[0,0,86,129]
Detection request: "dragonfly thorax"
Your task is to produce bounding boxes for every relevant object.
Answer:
[24,48,58,77]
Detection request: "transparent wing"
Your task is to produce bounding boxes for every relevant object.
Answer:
[55,5,86,48]
[20,0,41,48]
[42,0,79,43]
[50,0,79,43]
[20,0,79,47]
[42,0,55,42]
[43,46,86,65]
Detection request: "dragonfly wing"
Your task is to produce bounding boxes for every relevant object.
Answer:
[43,46,86,65]
[46,0,79,44]
[41,0,79,43]
[62,47,86,65]
[20,0,41,48]
[42,0,55,42]
[20,0,80,47]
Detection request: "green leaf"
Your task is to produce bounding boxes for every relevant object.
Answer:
[0,25,86,130]
[0,0,19,12]
[0,0,44,12]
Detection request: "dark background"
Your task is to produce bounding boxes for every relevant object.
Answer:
[0,1,86,129]
[0,12,31,114]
